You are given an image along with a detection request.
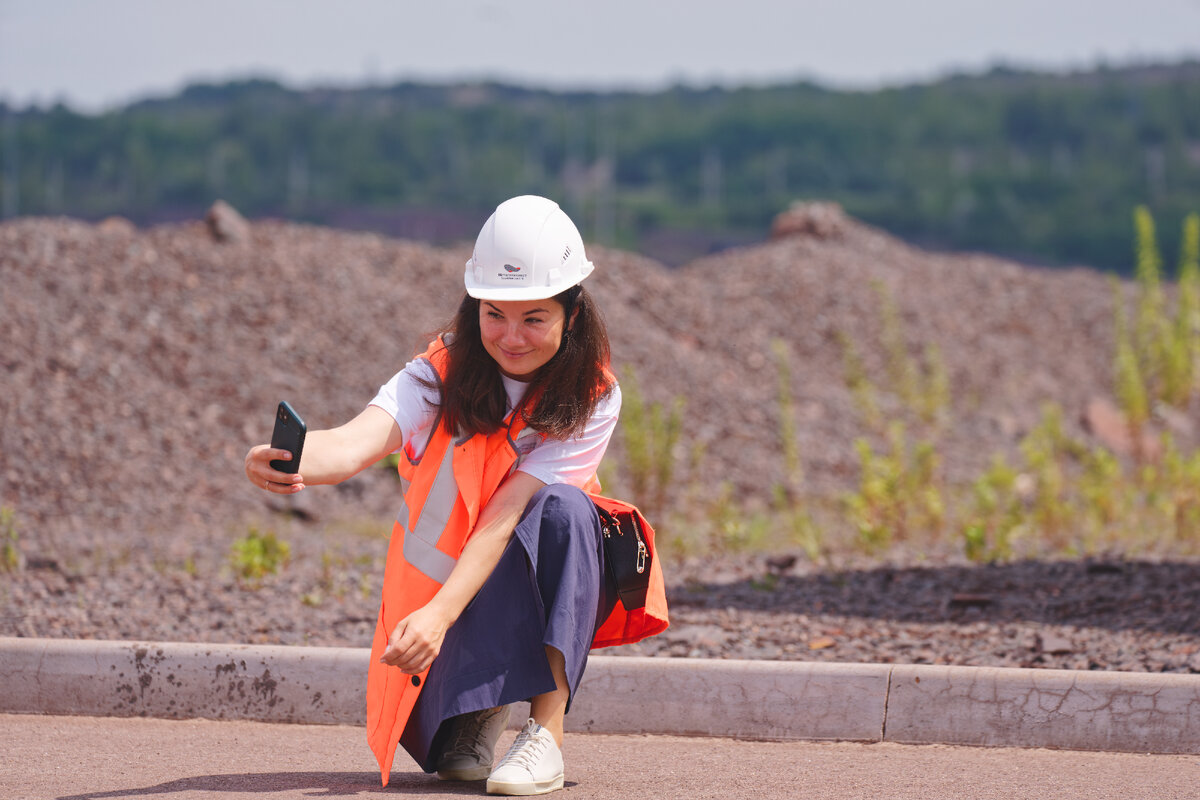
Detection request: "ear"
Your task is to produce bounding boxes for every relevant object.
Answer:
[568,305,581,331]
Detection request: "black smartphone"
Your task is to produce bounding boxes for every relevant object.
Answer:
[269,401,306,473]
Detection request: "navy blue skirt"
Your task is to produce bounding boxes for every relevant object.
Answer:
[398,484,616,772]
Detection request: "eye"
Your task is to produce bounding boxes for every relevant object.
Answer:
[486,311,503,320]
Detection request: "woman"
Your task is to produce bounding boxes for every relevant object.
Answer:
[244,195,667,795]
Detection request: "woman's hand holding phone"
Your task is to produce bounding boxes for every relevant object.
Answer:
[244,401,307,494]
[244,445,305,493]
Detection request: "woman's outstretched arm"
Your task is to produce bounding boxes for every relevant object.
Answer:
[244,405,403,494]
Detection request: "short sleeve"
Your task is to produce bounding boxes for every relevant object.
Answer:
[516,384,622,489]
[367,358,441,457]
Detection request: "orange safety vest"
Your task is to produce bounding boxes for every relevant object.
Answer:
[366,337,669,786]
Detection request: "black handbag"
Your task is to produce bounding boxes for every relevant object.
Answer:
[594,502,652,610]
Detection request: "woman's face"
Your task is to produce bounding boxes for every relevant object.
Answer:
[478,298,568,381]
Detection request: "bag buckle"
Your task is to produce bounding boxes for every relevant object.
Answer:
[636,540,648,574]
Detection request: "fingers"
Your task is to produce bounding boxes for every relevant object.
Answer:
[244,445,305,493]
[379,618,441,673]
[381,646,430,674]
[263,477,304,494]
[262,447,297,464]
[396,652,434,675]
[378,619,408,667]
[380,634,426,672]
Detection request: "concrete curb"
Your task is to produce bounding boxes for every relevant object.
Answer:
[0,637,363,724]
[2,637,1198,754]
[885,663,1200,753]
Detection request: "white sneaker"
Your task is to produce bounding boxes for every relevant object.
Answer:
[486,718,564,796]
[436,705,511,781]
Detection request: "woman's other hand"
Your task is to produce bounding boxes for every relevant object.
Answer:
[244,444,305,494]
[379,604,452,674]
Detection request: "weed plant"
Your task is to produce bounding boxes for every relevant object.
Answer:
[837,282,949,554]
[1119,207,1200,421]
[229,526,291,586]
[846,209,1200,561]
[614,367,685,520]
[961,454,1024,562]
[845,422,946,551]
[613,207,1200,565]
[1,507,22,572]
[770,340,822,560]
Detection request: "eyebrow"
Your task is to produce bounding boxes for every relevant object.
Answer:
[484,302,550,316]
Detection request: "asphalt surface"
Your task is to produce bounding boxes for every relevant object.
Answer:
[2,713,1198,800]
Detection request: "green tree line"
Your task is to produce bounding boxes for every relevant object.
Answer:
[3,61,1200,270]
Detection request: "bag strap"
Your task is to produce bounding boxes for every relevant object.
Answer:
[593,502,647,549]
[594,503,620,531]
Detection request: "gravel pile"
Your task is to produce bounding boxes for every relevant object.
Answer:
[2,205,1197,671]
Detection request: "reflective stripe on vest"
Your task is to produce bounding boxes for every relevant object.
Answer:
[395,366,542,585]
[395,440,460,584]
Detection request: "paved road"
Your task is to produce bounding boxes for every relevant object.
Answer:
[2,713,1197,800]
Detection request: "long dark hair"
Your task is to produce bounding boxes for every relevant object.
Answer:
[425,284,615,440]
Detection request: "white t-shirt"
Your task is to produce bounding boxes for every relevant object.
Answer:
[369,357,621,489]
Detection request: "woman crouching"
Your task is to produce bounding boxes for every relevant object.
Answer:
[244,195,667,794]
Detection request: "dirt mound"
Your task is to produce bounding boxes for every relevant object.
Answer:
[662,215,1137,496]
[1,208,1188,553]
[7,207,1200,671]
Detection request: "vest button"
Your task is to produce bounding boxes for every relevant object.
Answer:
[411,675,421,687]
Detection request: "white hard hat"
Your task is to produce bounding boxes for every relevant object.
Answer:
[464,195,594,300]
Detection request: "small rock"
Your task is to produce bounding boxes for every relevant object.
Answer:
[770,201,846,240]
[205,200,250,243]
[765,554,797,574]
[666,624,729,648]
[1014,473,1036,500]
[96,216,136,237]
[1040,633,1074,655]
[1154,402,1195,438]
[1081,397,1160,460]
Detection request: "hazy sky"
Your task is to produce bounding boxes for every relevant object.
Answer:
[2,0,1200,111]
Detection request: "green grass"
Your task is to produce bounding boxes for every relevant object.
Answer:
[229,526,291,586]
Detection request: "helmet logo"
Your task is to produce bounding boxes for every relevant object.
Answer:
[503,264,522,273]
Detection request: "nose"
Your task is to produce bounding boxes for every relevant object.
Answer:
[499,320,524,346]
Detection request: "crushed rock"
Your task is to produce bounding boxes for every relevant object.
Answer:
[3,210,1199,670]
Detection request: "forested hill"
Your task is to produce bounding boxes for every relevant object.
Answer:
[3,61,1200,271]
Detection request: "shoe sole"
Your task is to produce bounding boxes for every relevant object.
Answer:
[438,765,492,781]
[486,774,565,795]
